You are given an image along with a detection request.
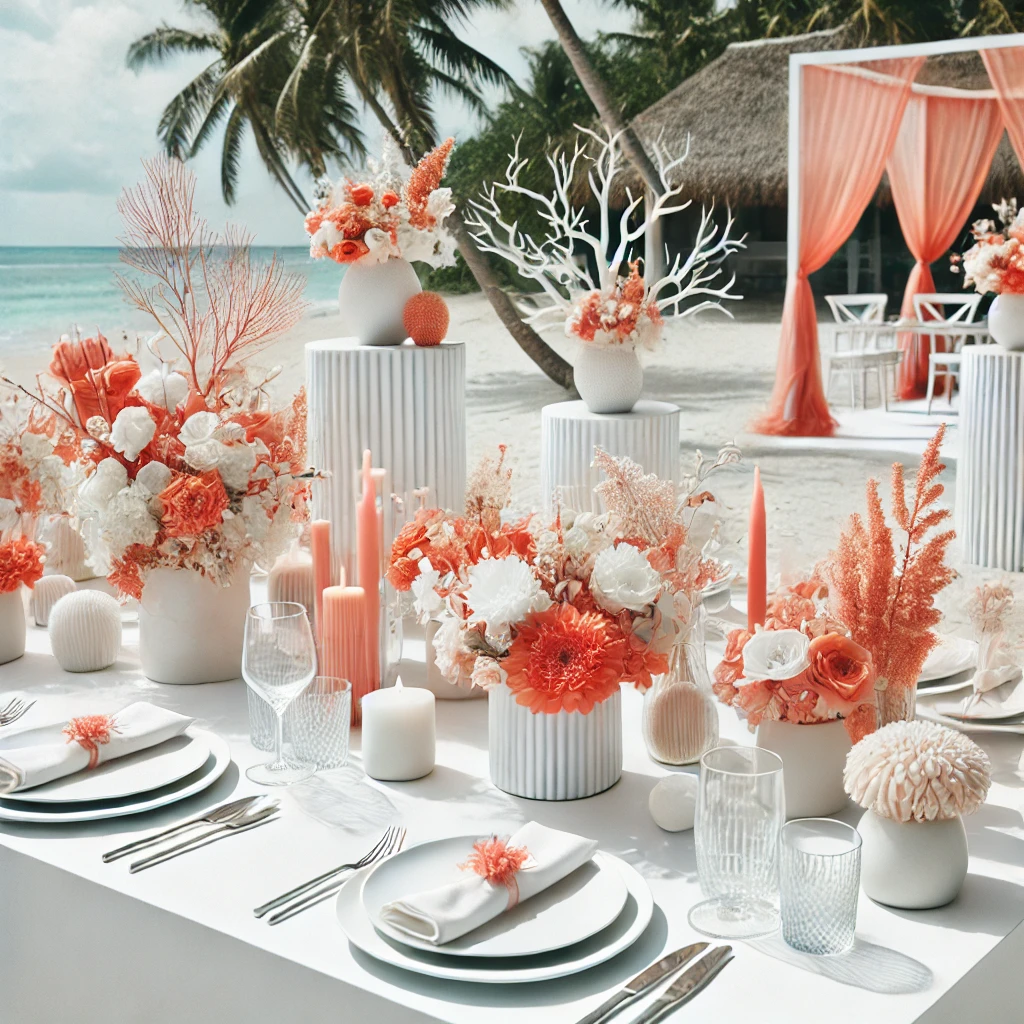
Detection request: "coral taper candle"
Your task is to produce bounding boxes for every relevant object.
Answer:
[310,519,332,641]
[358,450,381,693]
[321,585,368,713]
[371,467,387,575]
[747,465,767,632]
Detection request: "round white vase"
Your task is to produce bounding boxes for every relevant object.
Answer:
[337,257,422,346]
[488,683,622,800]
[988,293,1024,351]
[574,345,643,414]
[857,809,968,909]
[138,567,250,684]
[0,587,27,666]
[756,718,851,818]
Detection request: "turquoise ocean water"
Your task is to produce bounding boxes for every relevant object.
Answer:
[0,247,341,359]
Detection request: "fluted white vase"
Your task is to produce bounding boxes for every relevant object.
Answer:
[488,683,622,800]
[0,588,27,665]
[756,718,851,818]
[30,574,77,627]
[139,567,250,684]
[574,345,643,414]
[988,293,1024,351]
[48,591,122,672]
[337,257,422,346]
[39,516,94,582]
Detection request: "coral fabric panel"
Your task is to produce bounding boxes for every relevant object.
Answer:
[754,58,924,436]
[887,92,1004,399]
[983,46,1024,165]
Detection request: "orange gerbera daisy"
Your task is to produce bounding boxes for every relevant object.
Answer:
[503,603,626,715]
[159,471,229,538]
[0,537,45,593]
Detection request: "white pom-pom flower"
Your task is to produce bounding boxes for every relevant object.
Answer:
[109,406,156,461]
[741,628,810,681]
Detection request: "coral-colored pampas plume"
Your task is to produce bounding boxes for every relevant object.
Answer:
[404,138,454,230]
[826,425,955,727]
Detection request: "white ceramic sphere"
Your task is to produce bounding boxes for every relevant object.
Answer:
[30,574,77,627]
[649,773,698,832]
[48,590,122,672]
[574,345,644,414]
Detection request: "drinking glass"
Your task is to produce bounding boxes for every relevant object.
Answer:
[243,602,316,786]
[780,818,862,955]
[289,677,352,769]
[689,745,785,939]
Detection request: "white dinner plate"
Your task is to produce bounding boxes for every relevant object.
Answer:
[2,728,211,804]
[0,729,230,823]
[362,836,628,958]
[337,853,653,984]
[916,704,1024,736]
[918,637,977,684]
[933,679,1024,722]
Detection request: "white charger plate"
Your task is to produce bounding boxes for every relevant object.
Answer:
[0,729,230,823]
[337,853,653,984]
[918,637,977,683]
[2,728,210,804]
[362,835,628,958]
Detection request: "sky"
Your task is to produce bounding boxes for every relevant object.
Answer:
[0,0,631,247]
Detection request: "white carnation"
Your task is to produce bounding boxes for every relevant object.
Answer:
[590,543,662,614]
[99,487,159,552]
[465,555,551,636]
[136,368,189,411]
[79,458,128,511]
[215,443,257,491]
[110,406,156,461]
[411,558,444,623]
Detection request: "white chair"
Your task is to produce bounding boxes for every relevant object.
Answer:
[824,294,898,410]
[912,293,984,414]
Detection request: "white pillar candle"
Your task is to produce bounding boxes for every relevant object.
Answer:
[361,676,435,781]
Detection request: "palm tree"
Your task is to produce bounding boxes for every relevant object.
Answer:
[127,0,365,213]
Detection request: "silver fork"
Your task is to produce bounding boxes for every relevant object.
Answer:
[102,796,261,863]
[0,697,35,727]
[129,802,280,873]
[265,826,406,925]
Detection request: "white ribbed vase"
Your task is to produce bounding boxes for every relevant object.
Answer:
[30,574,76,627]
[574,345,643,414]
[337,257,422,347]
[0,588,27,665]
[756,718,851,818]
[488,684,622,800]
[138,567,250,684]
[48,590,122,672]
[306,338,466,583]
[540,400,680,517]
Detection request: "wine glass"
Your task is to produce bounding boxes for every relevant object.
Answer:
[243,602,317,786]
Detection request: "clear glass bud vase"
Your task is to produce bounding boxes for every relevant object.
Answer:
[876,678,916,727]
[642,612,719,766]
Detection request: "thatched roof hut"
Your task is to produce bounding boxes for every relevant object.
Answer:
[621,26,1024,208]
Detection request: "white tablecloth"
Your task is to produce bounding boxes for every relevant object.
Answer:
[2,611,1024,1024]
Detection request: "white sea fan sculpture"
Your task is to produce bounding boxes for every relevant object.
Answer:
[48,591,122,672]
[844,720,991,823]
[30,574,76,627]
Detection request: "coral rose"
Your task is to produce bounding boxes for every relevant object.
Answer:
[159,471,229,538]
[381,190,400,209]
[806,632,875,713]
[348,182,374,206]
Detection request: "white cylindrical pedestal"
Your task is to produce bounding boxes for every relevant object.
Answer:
[540,400,680,516]
[958,347,1024,571]
[306,339,466,583]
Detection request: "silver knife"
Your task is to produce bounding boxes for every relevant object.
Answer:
[635,945,734,1024]
[573,943,709,1024]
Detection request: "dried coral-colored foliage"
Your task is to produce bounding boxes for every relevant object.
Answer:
[826,426,955,691]
[404,138,454,230]
[592,448,677,546]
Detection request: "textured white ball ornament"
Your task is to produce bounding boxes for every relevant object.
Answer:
[48,591,122,672]
[30,574,76,627]
[649,773,698,832]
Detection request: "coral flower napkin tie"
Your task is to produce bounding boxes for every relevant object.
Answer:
[0,701,192,794]
[379,821,598,945]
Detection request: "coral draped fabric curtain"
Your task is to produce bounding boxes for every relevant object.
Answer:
[887,92,1004,399]
[754,58,924,436]
[983,47,1024,164]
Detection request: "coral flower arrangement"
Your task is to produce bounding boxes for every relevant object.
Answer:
[3,158,309,599]
[953,199,1024,295]
[304,139,456,268]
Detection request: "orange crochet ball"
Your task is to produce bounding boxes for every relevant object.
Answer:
[403,291,449,347]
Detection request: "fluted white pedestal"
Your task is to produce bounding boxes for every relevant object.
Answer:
[306,339,466,582]
[540,400,680,515]
[958,346,1024,571]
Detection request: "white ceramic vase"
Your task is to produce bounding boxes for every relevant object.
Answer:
[0,587,27,666]
[987,293,1024,351]
[858,809,968,909]
[138,567,250,684]
[574,345,644,414]
[337,257,422,346]
[756,718,851,818]
[488,683,622,800]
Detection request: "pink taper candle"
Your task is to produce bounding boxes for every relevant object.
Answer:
[747,465,767,633]
[321,585,368,715]
[358,450,381,694]
[310,519,332,641]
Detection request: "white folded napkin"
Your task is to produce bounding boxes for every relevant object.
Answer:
[0,702,194,794]
[379,821,598,945]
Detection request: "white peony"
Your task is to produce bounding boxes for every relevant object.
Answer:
[79,458,128,511]
[411,558,444,623]
[109,406,156,461]
[590,543,662,614]
[134,460,172,495]
[741,628,810,681]
[466,555,551,635]
[136,368,189,411]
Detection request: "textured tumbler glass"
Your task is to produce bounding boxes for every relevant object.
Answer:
[289,677,352,769]
[689,745,785,939]
[780,818,861,955]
